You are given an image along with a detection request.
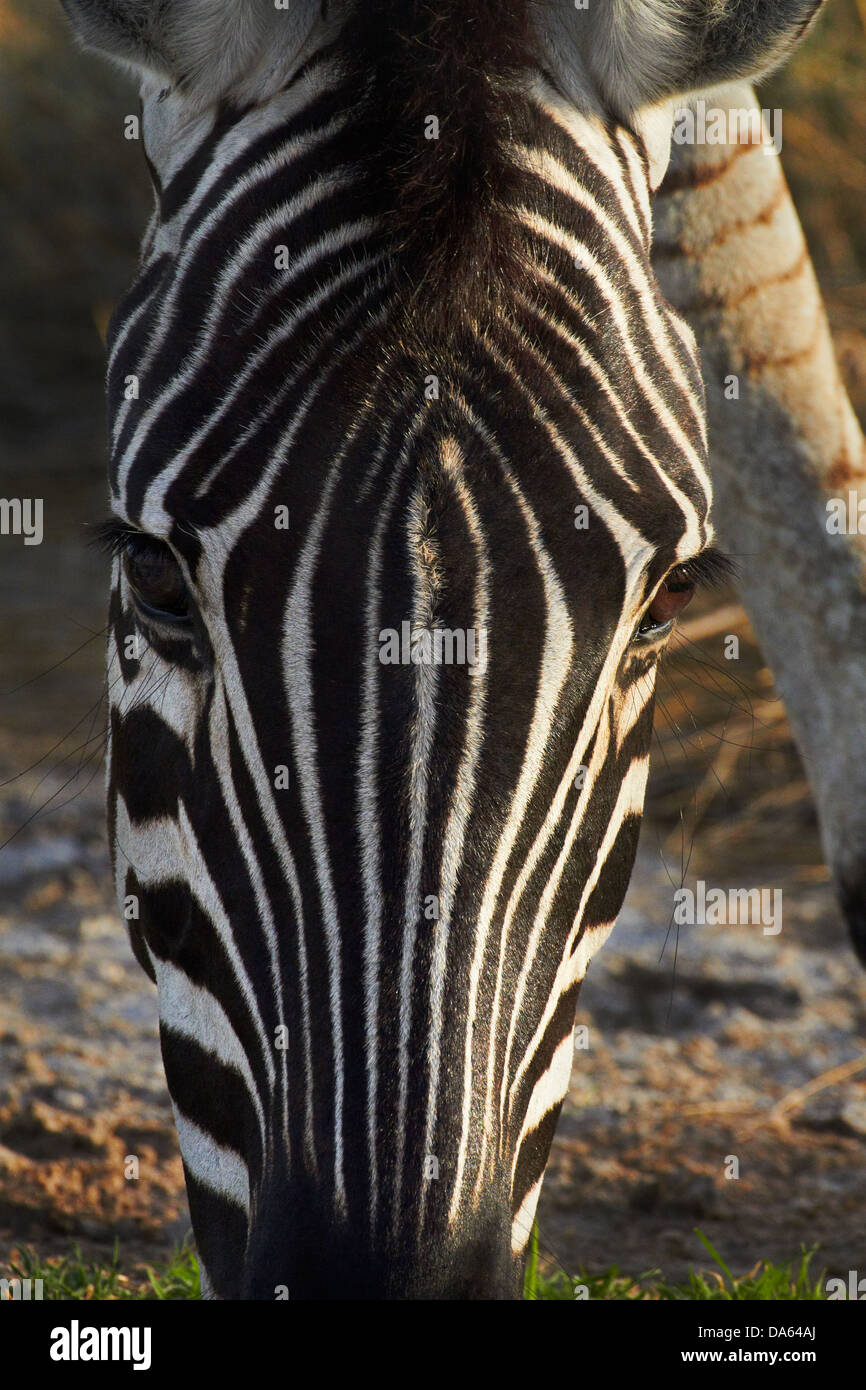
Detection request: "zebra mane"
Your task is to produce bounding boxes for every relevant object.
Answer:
[339,0,539,335]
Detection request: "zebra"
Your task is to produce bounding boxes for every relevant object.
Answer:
[59,0,864,1298]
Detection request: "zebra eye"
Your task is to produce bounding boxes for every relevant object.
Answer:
[122,539,191,624]
[634,566,696,642]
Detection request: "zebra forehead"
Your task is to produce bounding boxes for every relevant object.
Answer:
[120,384,694,603]
[104,2,713,557]
[113,353,705,602]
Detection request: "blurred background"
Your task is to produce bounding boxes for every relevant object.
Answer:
[0,0,864,1293]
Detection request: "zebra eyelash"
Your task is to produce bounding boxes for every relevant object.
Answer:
[674,547,737,590]
[89,519,167,560]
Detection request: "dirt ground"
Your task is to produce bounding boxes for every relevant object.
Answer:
[540,846,866,1287]
[0,735,187,1274]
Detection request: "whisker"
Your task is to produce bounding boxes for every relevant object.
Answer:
[0,626,107,699]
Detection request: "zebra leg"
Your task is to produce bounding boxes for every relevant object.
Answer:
[653,81,866,963]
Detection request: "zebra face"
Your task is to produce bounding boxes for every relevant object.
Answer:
[65,0,827,1301]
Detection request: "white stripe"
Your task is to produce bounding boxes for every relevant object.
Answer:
[111,108,353,445]
[518,144,706,437]
[207,683,289,1156]
[357,402,429,1228]
[420,438,491,1231]
[145,247,384,514]
[174,1109,250,1212]
[114,798,276,1081]
[464,338,654,1200]
[508,755,650,1113]
[531,80,647,245]
[118,203,374,494]
[511,1030,575,1192]
[392,481,441,1229]
[448,404,575,1222]
[511,1176,544,1257]
[511,279,707,559]
[282,400,378,1213]
[498,705,615,1123]
[520,210,712,507]
[154,958,267,1147]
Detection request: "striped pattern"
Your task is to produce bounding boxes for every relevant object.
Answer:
[101,45,713,1296]
[55,0,851,1300]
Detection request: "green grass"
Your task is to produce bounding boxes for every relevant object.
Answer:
[5,1238,200,1301]
[525,1230,829,1301]
[4,1228,831,1300]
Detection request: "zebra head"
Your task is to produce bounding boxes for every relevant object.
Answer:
[63,0,827,1299]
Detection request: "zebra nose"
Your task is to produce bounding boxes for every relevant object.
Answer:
[244,1257,518,1301]
[241,1205,518,1299]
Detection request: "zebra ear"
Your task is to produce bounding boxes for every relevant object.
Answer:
[61,1,171,81]
[548,0,828,118]
[60,0,314,95]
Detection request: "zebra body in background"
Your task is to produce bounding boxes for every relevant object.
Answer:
[60,0,861,1298]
